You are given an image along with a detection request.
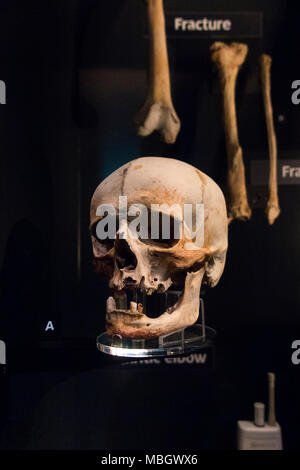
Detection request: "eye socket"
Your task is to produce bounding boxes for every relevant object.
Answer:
[91,221,115,255]
[149,238,178,249]
[91,211,182,250]
[139,212,181,249]
[140,236,179,249]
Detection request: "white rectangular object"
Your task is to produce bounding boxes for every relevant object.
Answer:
[237,421,282,450]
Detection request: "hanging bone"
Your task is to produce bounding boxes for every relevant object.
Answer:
[260,54,280,225]
[211,42,252,222]
[135,0,180,144]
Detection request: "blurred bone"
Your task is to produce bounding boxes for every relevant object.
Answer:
[136,0,180,143]
[211,42,252,222]
[260,54,280,225]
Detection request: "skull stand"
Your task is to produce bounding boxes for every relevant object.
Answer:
[97,294,216,358]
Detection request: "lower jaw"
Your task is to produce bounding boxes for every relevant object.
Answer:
[106,289,184,339]
[105,314,180,339]
[105,299,197,339]
[105,269,204,339]
[105,321,160,339]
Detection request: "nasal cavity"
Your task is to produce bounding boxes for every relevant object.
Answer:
[115,238,137,270]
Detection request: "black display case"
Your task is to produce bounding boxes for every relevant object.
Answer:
[0,0,300,452]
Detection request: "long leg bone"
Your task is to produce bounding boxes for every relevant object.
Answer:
[136,0,180,144]
[211,42,251,222]
[260,54,280,225]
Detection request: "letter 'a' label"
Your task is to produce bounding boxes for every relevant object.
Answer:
[45,321,55,331]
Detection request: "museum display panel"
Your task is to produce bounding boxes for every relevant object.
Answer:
[0,0,300,455]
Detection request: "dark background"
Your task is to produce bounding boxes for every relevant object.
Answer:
[0,0,299,450]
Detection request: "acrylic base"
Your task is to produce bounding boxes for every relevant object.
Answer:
[97,323,216,358]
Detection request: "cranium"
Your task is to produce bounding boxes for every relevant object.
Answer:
[90,157,228,339]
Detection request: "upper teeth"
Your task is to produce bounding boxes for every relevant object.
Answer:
[145,288,155,295]
[106,289,182,317]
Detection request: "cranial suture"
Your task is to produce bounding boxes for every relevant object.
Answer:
[90,157,228,339]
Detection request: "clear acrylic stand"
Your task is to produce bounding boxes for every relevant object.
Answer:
[96,298,216,358]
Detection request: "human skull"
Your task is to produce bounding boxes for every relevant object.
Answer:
[90,157,228,339]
